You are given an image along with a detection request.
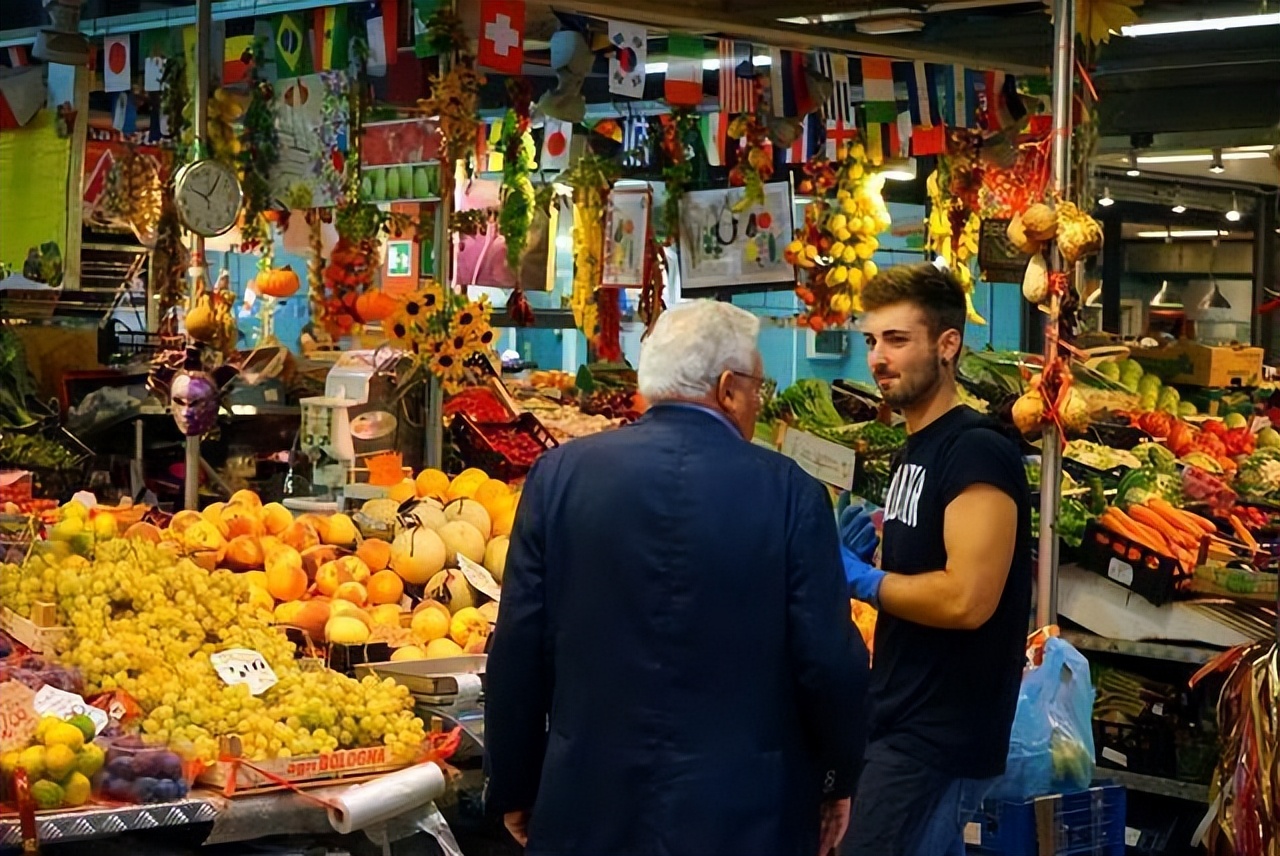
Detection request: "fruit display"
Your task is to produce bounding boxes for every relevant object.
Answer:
[360,163,441,202]
[1,714,103,810]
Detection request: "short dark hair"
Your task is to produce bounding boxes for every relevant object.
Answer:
[862,262,967,341]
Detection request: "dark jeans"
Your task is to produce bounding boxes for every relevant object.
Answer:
[841,743,998,856]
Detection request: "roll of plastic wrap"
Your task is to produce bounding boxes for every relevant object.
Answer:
[327,762,447,834]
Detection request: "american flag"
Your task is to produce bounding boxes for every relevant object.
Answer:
[813,52,854,125]
[622,116,651,168]
[718,39,756,114]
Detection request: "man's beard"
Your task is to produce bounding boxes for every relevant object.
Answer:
[881,354,944,409]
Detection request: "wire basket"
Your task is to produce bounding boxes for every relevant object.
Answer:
[97,319,185,366]
[451,412,557,482]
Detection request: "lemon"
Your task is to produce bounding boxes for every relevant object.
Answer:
[68,714,97,743]
[44,722,85,751]
[35,715,62,743]
[44,744,77,782]
[18,745,46,780]
[30,779,63,810]
[0,751,19,778]
[75,743,105,778]
[62,772,91,806]
[93,513,119,540]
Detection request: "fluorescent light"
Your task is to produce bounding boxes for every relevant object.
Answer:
[1122,12,1280,37]
[880,158,917,181]
[644,54,771,75]
[1225,193,1241,222]
[1136,229,1228,238]
[855,17,925,35]
[1138,151,1272,164]
[1098,185,1114,206]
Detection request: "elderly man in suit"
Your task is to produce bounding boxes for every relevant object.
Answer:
[485,299,869,856]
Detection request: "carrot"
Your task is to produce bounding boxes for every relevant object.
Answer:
[1102,509,1168,554]
[1149,498,1216,535]
[1228,514,1259,552]
[1130,505,1196,550]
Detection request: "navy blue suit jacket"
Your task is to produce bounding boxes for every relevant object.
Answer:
[484,404,869,856]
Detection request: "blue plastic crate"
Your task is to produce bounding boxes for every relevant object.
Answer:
[966,784,1126,856]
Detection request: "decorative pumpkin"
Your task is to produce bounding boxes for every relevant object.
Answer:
[252,265,301,298]
[355,289,398,323]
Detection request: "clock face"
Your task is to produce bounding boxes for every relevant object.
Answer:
[175,160,243,237]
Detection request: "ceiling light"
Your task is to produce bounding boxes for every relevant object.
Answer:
[1150,280,1181,308]
[1138,150,1273,164]
[1225,193,1241,222]
[1136,229,1229,238]
[1122,12,1280,37]
[855,17,925,35]
[1098,185,1114,206]
[880,158,917,181]
[1171,189,1186,214]
[1126,151,1141,177]
[645,54,771,75]
[1209,149,1225,174]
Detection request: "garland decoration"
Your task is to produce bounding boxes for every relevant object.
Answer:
[727,112,774,213]
[561,154,620,351]
[237,43,280,261]
[498,78,536,272]
[418,9,483,175]
[657,109,697,245]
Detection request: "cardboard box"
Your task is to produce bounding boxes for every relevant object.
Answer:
[1131,340,1264,388]
[0,606,69,654]
[199,739,410,796]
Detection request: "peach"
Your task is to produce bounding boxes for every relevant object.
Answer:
[314,560,353,597]
[356,539,392,572]
[334,581,368,606]
[200,502,231,538]
[228,489,263,509]
[222,503,265,539]
[367,570,404,605]
[300,545,343,581]
[168,510,205,536]
[297,513,331,544]
[329,600,371,627]
[368,603,403,628]
[280,520,320,553]
[261,502,293,536]
[324,513,358,547]
[266,561,307,601]
[123,522,163,544]
[336,555,370,585]
[224,535,265,571]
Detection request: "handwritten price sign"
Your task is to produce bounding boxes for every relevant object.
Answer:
[0,680,38,751]
[32,685,109,736]
[211,648,279,695]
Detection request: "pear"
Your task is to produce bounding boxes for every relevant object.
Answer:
[385,166,400,199]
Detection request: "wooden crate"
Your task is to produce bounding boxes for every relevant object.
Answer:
[0,605,69,653]
[198,738,411,796]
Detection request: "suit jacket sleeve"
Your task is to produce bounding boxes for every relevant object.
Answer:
[484,456,553,815]
[786,471,870,799]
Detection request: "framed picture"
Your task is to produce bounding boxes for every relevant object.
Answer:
[602,188,651,288]
[677,182,794,292]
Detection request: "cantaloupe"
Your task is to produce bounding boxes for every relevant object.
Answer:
[389,527,447,585]
[437,520,486,567]
[402,500,447,533]
[484,536,509,584]
[425,569,478,614]
[443,499,492,541]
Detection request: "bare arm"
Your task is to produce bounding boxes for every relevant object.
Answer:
[878,483,1017,630]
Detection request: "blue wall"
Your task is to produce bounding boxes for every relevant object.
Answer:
[202,246,312,352]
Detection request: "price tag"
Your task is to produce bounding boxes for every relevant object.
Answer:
[457,555,502,602]
[963,823,982,846]
[211,648,279,695]
[32,686,109,737]
[1152,703,1165,717]
[1106,558,1135,587]
[1125,827,1142,847]
[1101,746,1129,768]
[0,681,37,751]
[780,426,858,490]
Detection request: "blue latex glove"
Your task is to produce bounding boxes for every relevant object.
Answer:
[838,502,880,564]
[841,546,886,607]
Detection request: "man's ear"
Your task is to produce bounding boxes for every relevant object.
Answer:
[941,329,962,364]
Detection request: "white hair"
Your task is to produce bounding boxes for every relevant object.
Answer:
[638,300,761,401]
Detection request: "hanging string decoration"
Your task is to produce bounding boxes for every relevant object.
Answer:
[386,281,496,394]
[237,43,280,261]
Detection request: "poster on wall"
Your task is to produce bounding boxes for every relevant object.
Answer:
[677,182,794,292]
[602,189,651,287]
[271,72,349,209]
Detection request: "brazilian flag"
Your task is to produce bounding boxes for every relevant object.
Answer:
[272,12,312,78]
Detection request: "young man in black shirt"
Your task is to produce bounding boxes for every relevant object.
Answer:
[839,262,1033,856]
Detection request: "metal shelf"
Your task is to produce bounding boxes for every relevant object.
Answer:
[0,797,217,848]
[1061,630,1221,665]
[1100,770,1211,804]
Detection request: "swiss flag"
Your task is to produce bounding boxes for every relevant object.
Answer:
[477,0,524,76]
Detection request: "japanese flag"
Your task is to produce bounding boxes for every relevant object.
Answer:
[540,119,572,171]
[104,35,131,93]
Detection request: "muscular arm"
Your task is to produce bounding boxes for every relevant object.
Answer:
[878,483,1017,630]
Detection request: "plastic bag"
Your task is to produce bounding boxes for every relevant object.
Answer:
[989,635,1096,802]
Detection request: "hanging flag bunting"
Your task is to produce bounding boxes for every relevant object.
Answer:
[922,63,945,126]
[824,118,857,160]
[138,30,167,92]
[223,19,254,84]
[861,57,897,124]
[6,47,29,67]
[486,121,505,172]
[112,92,137,132]
[699,111,727,167]
[540,119,573,170]
[365,3,388,76]
[315,6,351,71]
[273,12,312,78]
[478,0,525,76]
[717,39,755,115]
[622,116,650,167]
[608,21,646,98]
[664,33,704,107]
[896,111,913,158]
[143,56,165,92]
[413,0,443,57]
[813,52,854,125]
[381,0,399,67]
[585,117,624,143]
[769,49,815,118]
[104,35,131,93]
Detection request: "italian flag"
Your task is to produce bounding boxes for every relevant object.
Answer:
[664,33,704,107]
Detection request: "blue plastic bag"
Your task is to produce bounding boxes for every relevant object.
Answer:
[989,636,1096,802]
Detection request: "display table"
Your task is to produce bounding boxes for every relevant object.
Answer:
[0,797,217,849]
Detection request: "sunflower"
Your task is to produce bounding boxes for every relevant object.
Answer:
[416,279,446,317]
[452,299,492,340]
[428,340,468,393]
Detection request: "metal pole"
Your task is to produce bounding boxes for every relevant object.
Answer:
[1036,0,1075,628]
[184,0,212,511]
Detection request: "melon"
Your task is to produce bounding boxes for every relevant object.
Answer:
[425,568,478,614]
[402,500,447,533]
[424,638,464,659]
[437,520,486,567]
[443,498,492,541]
[483,536,509,584]
[477,601,499,624]
[390,527,447,585]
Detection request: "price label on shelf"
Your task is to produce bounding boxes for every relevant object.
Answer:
[458,555,502,603]
[0,680,37,751]
[32,685,109,736]
[211,648,279,695]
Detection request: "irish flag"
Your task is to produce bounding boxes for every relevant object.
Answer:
[664,33,704,107]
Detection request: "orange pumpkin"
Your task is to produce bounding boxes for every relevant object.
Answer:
[252,266,301,298]
[355,289,397,323]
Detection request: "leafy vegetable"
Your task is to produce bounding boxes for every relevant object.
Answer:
[1115,467,1183,508]
[0,431,83,471]
[1235,448,1280,498]
[1064,439,1141,471]
[1057,498,1093,547]
[777,379,844,431]
[1131,442,1177,473]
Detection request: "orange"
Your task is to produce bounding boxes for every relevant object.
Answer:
[415,468,450,499]
[265,561,307,601]
[356,539,392,572]
[367,570,405,605]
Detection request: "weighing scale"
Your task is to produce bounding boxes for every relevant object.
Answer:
[356,655,487,763]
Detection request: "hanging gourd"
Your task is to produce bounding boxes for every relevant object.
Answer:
[355,289,398,323]
[251,265,301,298]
